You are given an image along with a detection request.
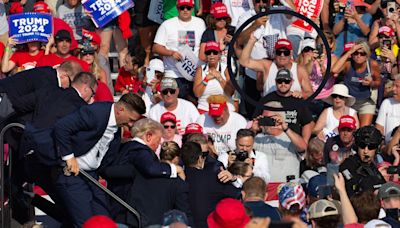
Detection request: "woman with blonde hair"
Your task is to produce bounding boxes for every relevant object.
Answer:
[300,137,325,176]
[332,40,381,127]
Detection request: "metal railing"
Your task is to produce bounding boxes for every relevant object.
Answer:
[0,123,25,228]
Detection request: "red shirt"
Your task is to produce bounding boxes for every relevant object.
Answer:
[36,53,90,71]
[94,81,113,102]
[0,42,4,60]
[10,50,44,70]
[114,68,144,93]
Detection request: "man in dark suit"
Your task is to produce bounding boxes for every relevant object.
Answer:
[0,60,82,122]
[102,119,189,227]
[53,93,146,227]
[182,142,241,228]
[20,72,98,224]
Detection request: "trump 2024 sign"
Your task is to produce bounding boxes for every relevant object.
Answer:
[82,0,134,28]
[8,13,53,43]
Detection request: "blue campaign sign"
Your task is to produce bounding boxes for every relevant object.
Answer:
[82,0,134,28]
[8,13,52,44]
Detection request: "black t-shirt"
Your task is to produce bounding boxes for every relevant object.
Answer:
[259,92,313,135]
[323,135,355,164]
[200,26,236,43]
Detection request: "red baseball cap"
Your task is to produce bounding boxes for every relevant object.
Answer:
[209,102,226,116]
[338,115,356,130]
[177,0,194,8]
[275,39,292,51]
[160,112,177,123]
[33,1,50,13]
[210,2,230,19]
[83,215,117,228]
[185,123,203,134]
[82,29,101,46]
[378,26,395,37]
[207,198,250,228]
[205,41,221,52]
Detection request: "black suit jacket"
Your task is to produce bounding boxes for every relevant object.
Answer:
[0,67,58,109]
[185,167,241,228]
[105,164,192,227]
[53,102,121,168]
[21,87,87,164]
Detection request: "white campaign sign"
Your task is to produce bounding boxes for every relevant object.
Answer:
[147,0,164,24]
[175,45,199,82]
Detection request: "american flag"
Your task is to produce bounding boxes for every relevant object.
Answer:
[278,183,306,210]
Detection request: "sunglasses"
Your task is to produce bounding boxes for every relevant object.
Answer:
[216,17,229,21]
[352,51,367,57]
[179,5,192,11]
[378,34,390,39]
[331,94,345,99]
[164,125,176,129]
[302,46,314,53]
[358,142,379,150]
[161,88,176,95]
[275,49,291,56]
[255,0,267,3]
[276,79,291,84]
[81,51,95,56]
[202,151,209,158]
[205,50,219,56]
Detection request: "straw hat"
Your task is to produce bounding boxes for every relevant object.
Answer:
[324,84,356,107]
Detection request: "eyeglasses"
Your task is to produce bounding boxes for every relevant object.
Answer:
[276,79,291,84]
[352,51,367,57]
[358,142,379,150]
[90,87,96,97]
[161,89,176,95]
[216,17,229,21]
[302,46,314,53]
[201,151,209,158]
[163,125,176,129]
[275,49,291,56]
[205,50,219,56]
[179,5,192,11]
[378,35,390,39]
[331,94,345,99]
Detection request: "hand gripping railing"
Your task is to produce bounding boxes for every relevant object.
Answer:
[0,123,25,228]
[79,169,141,227]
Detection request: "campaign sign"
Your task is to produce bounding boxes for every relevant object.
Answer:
[291,0,323,33]
[82,0,134,28]
[176,45,199,82]
[9,13,52,43]
[148,0,164,24]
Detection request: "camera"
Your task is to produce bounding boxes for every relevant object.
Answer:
[234,150,249,162]
[339,5,346,14]
[259,116,276,126]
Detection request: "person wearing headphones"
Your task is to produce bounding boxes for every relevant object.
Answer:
[339,125,386,197]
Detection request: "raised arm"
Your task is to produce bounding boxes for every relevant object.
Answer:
[238,34,267,73]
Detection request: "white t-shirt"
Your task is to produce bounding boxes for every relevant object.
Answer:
[263,62,302,96]
[376,98,400,143]
[196,112,247,155]
[218,150,271,182]
[153,16,206,79]
[254,132,301,182]
[149,98,200,135]
[223,0,251,27]
[0,0,8,35]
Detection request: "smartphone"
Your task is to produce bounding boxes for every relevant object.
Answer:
[316,44,323,58]
[383,39,392,50]
[318,185,332,199]
[327,163,340,186]
[227,26,235,37]
[286,175,295,182]
[388,1,396,18]
[258,116,276,126]
[146,68,155,84]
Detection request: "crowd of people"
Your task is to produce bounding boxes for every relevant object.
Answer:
[0,0,400,227]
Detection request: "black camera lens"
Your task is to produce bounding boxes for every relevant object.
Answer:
[235,151,248,162]
[389,7,395,12]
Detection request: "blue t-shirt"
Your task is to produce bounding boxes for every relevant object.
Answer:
[333,13,372,56]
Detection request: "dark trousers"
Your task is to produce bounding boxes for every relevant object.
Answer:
[56,170,110,227]
[244,76,261,119]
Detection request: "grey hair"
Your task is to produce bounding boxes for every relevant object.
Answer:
[131,118,163,138]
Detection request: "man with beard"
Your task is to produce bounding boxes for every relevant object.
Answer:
[339,126,386,197]
[258,68,313,145]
